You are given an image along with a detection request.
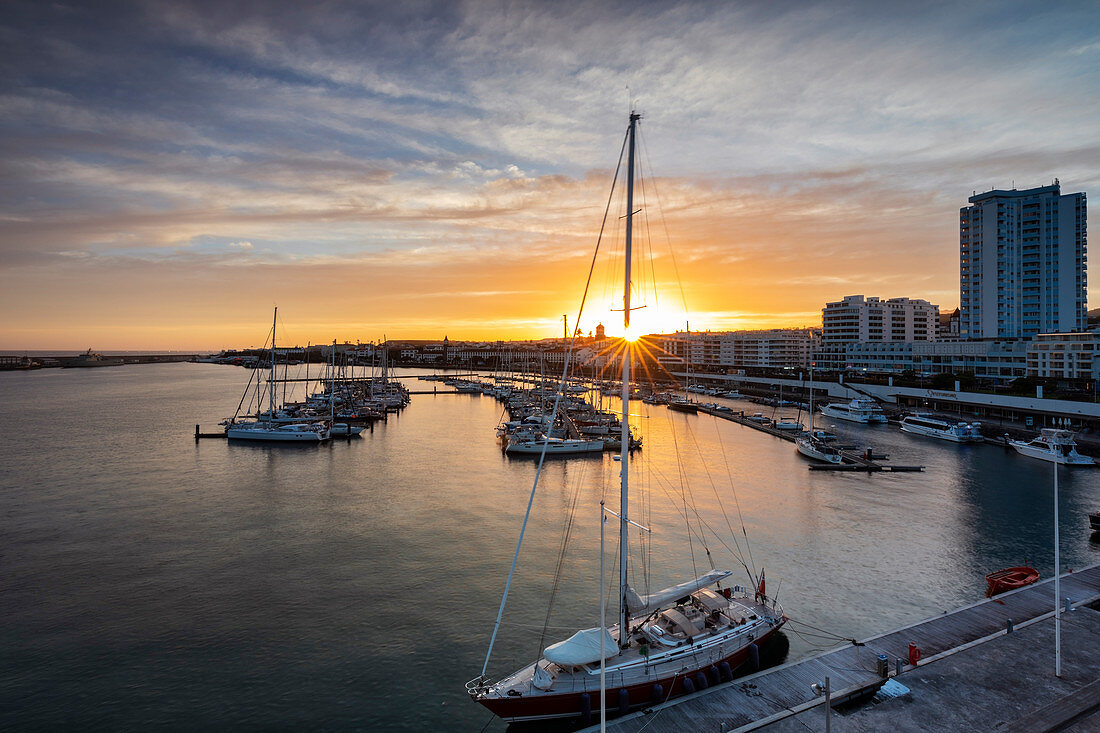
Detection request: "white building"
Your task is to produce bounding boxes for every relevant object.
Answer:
[822,295,939,344]
[960,182,1087,339]
[1026,332,1100,379]
[659,329,819,371]
[817,295,938,371]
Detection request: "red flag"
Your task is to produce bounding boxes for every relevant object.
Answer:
[756,569,766,602]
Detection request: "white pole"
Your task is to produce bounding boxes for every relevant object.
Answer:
[600,501,607,732]
[1054,460,1061,677]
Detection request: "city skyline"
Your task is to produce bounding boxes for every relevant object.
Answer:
[2,1,1098,350]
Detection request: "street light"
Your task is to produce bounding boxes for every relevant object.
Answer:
[810,676,831,733]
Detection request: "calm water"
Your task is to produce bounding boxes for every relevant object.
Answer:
[1,364,1098,731]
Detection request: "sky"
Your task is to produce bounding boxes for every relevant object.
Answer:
[1,0,1098,350]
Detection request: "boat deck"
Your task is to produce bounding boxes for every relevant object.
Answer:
[587,563,1100,732]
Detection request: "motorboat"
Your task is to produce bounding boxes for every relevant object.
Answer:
[900,414,983,443]
[820,398,887,424]
[985,566,1039,597]
[1009,429,1095,466]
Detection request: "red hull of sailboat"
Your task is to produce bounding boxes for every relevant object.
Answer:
[475,623,784,723]
[985,566,1039,597]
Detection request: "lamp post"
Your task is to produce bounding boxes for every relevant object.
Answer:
[1054,462,1062,677]
[811,676,831,733]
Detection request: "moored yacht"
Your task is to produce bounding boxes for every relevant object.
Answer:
[226,420,330,442]
[819,397,887,424]
[795,365,842,464]
[900,414,983,443]
[1009,429,1095,466]
[223,308,331,444]
[468,112,787,725]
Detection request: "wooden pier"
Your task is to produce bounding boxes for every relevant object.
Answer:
[588,563,1100,733]
[696,406,923,472]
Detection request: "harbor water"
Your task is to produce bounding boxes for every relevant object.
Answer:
[1,364,1098,731]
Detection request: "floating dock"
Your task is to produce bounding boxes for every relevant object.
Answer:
[696,406,923,472]
[586,563,1100,733]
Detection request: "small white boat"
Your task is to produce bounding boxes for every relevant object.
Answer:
[746,413,770,424]
[796,435,843,464]
[900,414,983,443]
[773,418,804,431]
[1009,429,1095,466]
[820,398,887,424]
[329,423,365,436]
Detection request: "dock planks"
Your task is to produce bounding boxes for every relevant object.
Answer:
[588,563,1100,733]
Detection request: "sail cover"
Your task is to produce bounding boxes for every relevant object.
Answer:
[543,628,618,666]
[624,569,733,614]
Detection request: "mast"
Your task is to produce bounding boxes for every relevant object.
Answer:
[269,307,278,420]
[619,111,640,643]
[808,364,814,434]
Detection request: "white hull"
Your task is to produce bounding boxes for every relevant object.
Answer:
[795,437,843,463]
[900,418,983,443]
[1009,442,1094,465]
[506,439,604,455]
[820,403,887,424]
[226,423,328,442]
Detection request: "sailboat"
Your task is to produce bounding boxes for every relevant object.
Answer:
[225,308,330,443]
[796,365,842,463]
[467,112,786,724]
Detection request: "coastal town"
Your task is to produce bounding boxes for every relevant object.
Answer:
[4,3,1100,733]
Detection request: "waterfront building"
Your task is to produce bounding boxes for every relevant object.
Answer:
[959,182,1087,339]
[659,328,819,371]
[812,332,1099,382]
[822,295,939,344]
[817,295,938,371]
[1026,332,1100,380]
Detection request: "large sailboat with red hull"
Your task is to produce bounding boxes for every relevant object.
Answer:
[467,112,787,725]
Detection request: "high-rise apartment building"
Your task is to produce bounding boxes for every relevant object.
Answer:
[959,183,1087,339]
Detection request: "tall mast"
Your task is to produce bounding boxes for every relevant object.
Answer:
[270,307,278,419]
[619,111,640,643]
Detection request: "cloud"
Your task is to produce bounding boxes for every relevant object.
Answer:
[0,0,1097,347]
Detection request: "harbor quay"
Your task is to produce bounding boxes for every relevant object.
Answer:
[0,353,202,369]
[591,564,1100,733]
[681,372,1100,454]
